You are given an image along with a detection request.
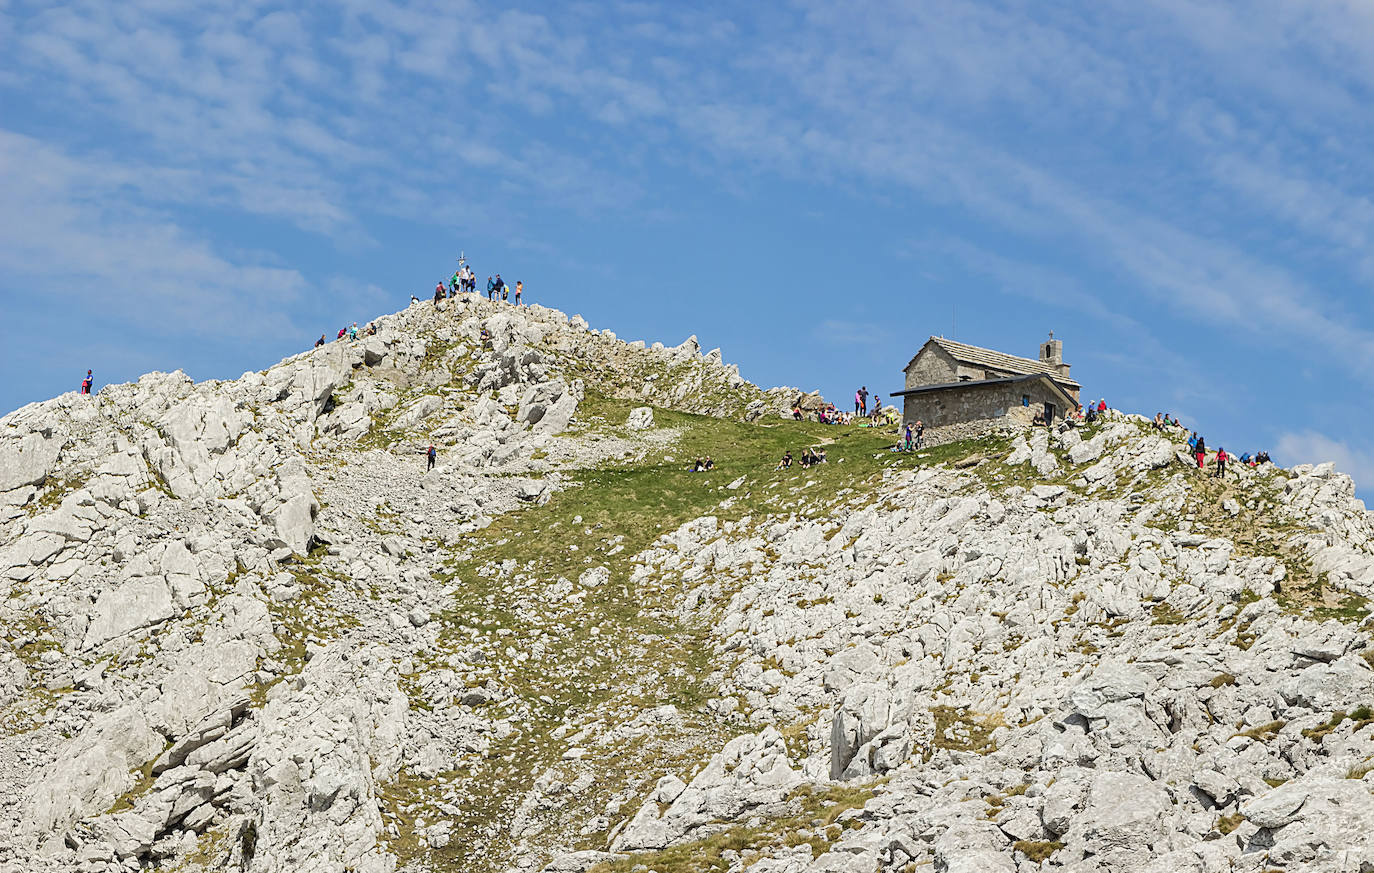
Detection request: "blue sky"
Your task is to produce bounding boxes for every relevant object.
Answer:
[3,1,1374,484]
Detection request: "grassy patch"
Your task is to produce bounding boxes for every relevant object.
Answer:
[1216,813,1245,835]
[1234,720,1285,741]
[1013,840,1064,862]
[586,782,879,873]
[930,706,1005,755]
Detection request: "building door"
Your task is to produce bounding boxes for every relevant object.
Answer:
[1044,402,1056,422]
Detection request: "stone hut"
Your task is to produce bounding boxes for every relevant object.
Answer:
[891,335,1082,445]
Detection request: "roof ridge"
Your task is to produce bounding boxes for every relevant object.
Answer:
[926,336,1081,388]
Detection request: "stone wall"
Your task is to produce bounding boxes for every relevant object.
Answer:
[901,379,1067,446]
[903,346,958,389]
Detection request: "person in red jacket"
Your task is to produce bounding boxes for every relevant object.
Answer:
[1097,398,1107,414]
[1214,446,1228,479]
[80,370,93,394]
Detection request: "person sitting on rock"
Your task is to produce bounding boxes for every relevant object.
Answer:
[315,334,325,348]
[792,405,804,421]
[366,323,377,336]
[776,450,793,470]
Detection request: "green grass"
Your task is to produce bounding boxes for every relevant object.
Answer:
[377,394,1014,871]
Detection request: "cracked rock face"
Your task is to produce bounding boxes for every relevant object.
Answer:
[4,297,1374,873]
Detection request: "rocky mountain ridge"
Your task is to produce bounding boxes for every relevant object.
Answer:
[1,295,1372,873]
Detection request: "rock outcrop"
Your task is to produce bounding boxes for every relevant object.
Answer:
[2,296,1372,873]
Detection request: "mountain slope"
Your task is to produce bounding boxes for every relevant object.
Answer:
[1,296,1372,873]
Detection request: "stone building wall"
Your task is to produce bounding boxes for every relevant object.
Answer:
[903,346,958,389]
[900,379,1068,446]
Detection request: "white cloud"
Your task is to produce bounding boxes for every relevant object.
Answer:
[0,131,308,339]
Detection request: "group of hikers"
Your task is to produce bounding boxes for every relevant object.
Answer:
[1186,431,1270,478]
[793,387,899,427]
[430,262,524,306]
[776,446,828,469]
[316,321,378,348]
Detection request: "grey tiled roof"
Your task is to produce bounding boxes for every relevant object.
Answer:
[925,337,1081,390]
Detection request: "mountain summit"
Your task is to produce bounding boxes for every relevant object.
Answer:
[1,296,1372,873]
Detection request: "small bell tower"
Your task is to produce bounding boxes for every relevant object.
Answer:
[1039,331,1070,378]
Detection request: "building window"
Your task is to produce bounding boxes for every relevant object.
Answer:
[1022,395,1030,407]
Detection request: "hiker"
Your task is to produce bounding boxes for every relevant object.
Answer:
[792,404,804,421]
[776,450,793,470]
[1195,435,1207,470]
[856,386,867,416]
[514,281,523,306]
[497,274,508,301]
[348,322,358,341]
[1240,451,1253,466]
[800,448,814,467]
[80,369,93,395]
[903,423,914,452]
[450,272,461,298]
[426,444,437,471]
[434,283,445,305]
[1214,446,1228,479]
[703,456,714,471]
[914,420,924,449]
[366,322,377,336]
[315,334,325,348]
[1257,450,1271,465]
[411,293,420,305]
[690,457,704,472]
[486,276,496,300]
[337,327,347,340]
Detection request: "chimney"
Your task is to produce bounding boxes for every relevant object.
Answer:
[1040,332,1070,378]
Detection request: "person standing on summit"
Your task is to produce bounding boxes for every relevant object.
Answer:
[486,276,496,301]
[80,370,93,395]
[856,386,869,417]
